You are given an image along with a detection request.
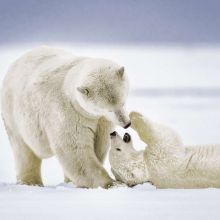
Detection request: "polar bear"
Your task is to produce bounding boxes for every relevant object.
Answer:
[109,112,220,188]
[1,46,131,188]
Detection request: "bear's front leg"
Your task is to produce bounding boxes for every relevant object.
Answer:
[55,144,113,188]
[94,117,113,163]
[48,124,113,188]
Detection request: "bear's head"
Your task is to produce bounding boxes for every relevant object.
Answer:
[109,131,149,186]
[75,59,130,128]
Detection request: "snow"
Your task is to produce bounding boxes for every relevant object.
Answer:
[1,183,220,220]
[1,44,220,220]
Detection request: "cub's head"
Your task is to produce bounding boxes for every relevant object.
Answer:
[109,131,148,186]
[109,131,135,162]
[76,59,130,128]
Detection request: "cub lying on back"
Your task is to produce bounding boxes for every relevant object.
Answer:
[109,112,220,188]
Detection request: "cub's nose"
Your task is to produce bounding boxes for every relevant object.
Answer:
[123,132,131,143]
[123,121,131,129]
[110,131,117,137]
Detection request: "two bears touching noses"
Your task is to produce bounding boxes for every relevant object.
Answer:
[2,46,220,189]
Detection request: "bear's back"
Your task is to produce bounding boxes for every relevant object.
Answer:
[3,46,76,90]
[1,47,79,149]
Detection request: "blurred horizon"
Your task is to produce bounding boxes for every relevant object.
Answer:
[1,0,220,46]
[1,44,220,91]
[1,1,220,97]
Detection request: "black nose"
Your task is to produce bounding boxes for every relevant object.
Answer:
[110,131,117,137]
[123,121,131,129]
[123,133,131,143]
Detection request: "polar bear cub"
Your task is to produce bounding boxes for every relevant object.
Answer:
[110,112,220,188]
[1,46,131,188]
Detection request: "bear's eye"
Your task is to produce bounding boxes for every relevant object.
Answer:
[77,87,89,96]
[116,148,121,151]
[84,89,89,96]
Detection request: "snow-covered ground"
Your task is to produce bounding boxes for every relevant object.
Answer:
[1,182,220,220]
[1,44,220,220]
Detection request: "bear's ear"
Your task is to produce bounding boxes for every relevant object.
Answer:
[77,87,89,96]
[117,66,125,79]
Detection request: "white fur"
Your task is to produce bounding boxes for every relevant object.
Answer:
[110,112,220,188]
[1,46,130,188]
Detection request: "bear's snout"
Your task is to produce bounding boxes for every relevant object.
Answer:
[123,121,131,129]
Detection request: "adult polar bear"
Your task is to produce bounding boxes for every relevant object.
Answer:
[1,46,130,188]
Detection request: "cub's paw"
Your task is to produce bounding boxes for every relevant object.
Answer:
[129,111,143,119]
[129,111,145,130]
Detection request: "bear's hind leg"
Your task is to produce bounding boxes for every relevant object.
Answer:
[9,135,43,186]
